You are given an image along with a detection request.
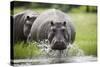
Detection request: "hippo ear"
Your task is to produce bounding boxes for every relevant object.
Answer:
[51,21,54,26]
[63,21,66,26]
[26,16,30,20]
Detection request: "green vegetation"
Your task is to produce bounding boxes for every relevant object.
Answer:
[13,12,97,58]
[12,2,97,59]
[13,7,48,15]
[14,41,41,59]
[69,13,97,56]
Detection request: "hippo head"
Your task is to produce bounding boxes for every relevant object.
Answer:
[48,21,69,50]
[24,15,37,38]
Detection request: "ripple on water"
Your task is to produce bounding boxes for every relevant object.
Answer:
[13,40,97,65]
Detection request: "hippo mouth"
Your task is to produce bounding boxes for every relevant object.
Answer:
[51,42,67,50]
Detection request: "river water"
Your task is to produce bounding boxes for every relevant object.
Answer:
[13,56,97,66]
[13,41,97,66]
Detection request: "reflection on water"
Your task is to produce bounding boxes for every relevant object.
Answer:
[13,40,97,66]
[13,56,97,66]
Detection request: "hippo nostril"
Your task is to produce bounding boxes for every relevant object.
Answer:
[52,41,66,50]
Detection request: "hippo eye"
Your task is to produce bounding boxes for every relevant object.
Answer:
[63,21,66,26]
[26,16,30,20]
[51,21,54,26]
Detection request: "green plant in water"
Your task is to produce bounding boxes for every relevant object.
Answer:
[14,41,42,59]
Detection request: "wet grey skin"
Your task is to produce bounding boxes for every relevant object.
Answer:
[27,9,76,50]
[13,10,39,43]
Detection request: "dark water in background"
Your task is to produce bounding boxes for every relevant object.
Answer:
[13,40,97,66]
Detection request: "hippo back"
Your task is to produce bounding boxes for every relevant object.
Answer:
[29,9,75,43]
[13,10,39,43]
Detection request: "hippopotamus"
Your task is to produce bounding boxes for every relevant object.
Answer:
[13,10,39,43]
[27,9,76,50]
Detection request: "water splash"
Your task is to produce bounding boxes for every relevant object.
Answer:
[67,43,85,56]
[13,40,97,65]
[36,40,85,58]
